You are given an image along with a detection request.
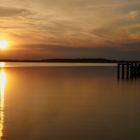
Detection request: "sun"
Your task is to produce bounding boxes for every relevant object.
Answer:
[0,40,9,49]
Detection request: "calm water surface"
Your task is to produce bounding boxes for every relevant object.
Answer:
[0,62,140,140]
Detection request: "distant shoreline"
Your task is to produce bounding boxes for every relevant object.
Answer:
[0,58,140,63]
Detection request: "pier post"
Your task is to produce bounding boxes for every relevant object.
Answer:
[133,63,137,79]
[138,63,140,78]
[136,63,139,78]
[126,64,129,80]
[117,64,120,79]
[122,64,125,79]
[130,63,133,79]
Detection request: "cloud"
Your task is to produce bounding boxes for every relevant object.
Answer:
[4,39,139,60]
[0,6,32,17]
[129,10,140,19]
[0,0,140,59]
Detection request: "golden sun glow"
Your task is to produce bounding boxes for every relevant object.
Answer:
[0,40,9,49]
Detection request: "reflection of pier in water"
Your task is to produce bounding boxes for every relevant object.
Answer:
[0,69,6,140]
[117,63,140,80]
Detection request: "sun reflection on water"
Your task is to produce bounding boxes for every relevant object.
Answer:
[0,68,6,140]
[0,63,5,68]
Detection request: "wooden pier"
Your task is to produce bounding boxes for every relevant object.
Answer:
[117,63,140,80]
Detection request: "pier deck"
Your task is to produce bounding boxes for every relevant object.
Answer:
[117,63,140,80]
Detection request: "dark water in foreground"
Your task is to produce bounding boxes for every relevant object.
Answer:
[0,63,140,140]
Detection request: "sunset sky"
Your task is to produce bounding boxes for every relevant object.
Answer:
[0,0,140,60]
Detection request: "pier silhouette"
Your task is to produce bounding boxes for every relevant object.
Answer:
[117,63,140,80]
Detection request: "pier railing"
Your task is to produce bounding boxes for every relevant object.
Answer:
[117,63,140,80]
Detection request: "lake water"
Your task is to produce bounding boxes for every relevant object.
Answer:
[0,62,140,140]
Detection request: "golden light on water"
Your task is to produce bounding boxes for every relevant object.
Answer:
[0,68,6,140]
[0,63,5,68]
